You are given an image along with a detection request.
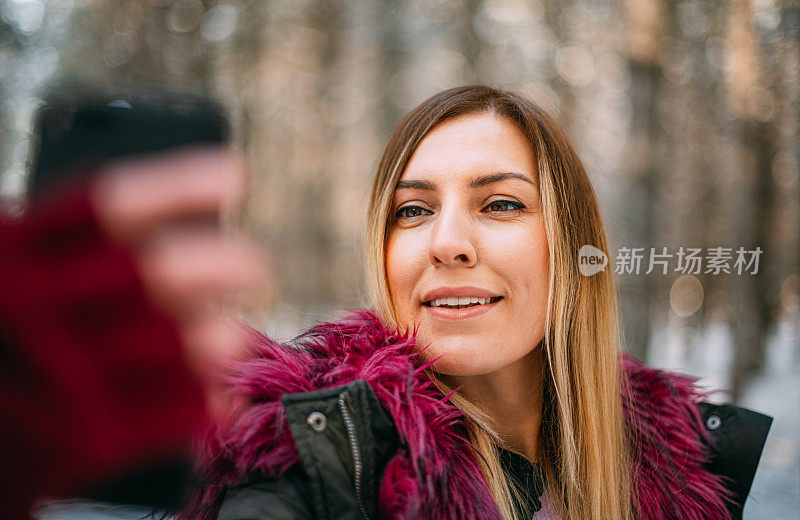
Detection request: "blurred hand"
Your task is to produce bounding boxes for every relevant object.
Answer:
[90,147,267,420]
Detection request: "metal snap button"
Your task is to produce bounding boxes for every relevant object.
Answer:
[307,411,327,432]
[706,414,722,430]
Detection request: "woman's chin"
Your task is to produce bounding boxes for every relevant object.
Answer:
[416,339,508,377]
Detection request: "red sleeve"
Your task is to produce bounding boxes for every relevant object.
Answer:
[0,183,208,519]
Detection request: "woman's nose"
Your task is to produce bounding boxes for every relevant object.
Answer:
[428,206,477,268]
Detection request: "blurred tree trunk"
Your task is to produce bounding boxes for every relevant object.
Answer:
[304,0,344,307]
[723,0,770,400]
[376,0,404,137]
[620,0,665,361]
[458,0,483,83]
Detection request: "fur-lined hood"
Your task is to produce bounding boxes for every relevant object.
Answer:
[181,309,732,520]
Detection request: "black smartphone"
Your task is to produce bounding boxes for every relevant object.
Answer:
[27,94,229,199]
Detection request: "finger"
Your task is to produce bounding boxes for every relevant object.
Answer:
[91,147,244,243]
[178,314,250,422]
[137,227,267,315]
[180,313,249,377]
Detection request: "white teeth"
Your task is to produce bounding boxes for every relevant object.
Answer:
[428,296,495,307]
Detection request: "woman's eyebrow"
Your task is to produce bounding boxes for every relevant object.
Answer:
[468,171,536,188]
[395,172,536,191]
[395,179,436,190]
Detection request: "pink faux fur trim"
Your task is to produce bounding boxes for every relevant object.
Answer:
[621,354,733,520]
[180,310,732,520]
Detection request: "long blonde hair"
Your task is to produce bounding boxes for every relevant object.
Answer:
[365,86,633,520]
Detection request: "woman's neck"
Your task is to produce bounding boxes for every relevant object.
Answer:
[448,346,545,463]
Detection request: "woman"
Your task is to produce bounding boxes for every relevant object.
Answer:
[179,86,771,520]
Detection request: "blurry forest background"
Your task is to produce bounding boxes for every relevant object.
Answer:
[1,1,798,518]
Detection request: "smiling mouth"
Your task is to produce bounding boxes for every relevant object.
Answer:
[423,296,504,309]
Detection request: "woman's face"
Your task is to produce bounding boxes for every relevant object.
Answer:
[386,111,550,376]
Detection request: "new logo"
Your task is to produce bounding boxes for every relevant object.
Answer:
[579,245,608,276]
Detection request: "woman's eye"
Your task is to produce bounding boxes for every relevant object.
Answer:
[395,205,431,219]
[485,200,525,213]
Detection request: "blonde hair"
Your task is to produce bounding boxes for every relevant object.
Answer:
[365,86,633,520]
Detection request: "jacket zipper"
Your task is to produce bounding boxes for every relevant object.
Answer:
[338,391,370,520]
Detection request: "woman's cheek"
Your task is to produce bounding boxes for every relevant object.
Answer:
[479,225,541,271]
[386,233,424,314]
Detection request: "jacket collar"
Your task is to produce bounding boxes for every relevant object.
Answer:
[183,309,732,520]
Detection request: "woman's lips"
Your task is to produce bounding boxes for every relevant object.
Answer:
[424,298,501,320]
